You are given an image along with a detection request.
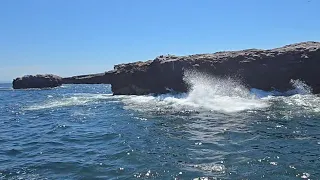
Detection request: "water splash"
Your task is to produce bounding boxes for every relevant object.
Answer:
[119,71,269,113]
[183,70,269,112]
[255,80,320,114]
[288,79,312,95]
[23,76,319,116]
[183,70,251,98]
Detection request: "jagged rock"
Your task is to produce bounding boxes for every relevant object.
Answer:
[110,41,320,95]
[13,74,62,89]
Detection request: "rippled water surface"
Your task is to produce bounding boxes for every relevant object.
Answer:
[1,78,320,179]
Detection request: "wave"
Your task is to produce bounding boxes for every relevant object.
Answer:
[24,93,113,110]
[117,71,320,115]
[250,79,312,98]
[265,94,320,115]
[23,72,320,116]
[251,79,320,115]
[119,71,269,113]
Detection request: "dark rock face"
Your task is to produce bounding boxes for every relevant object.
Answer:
[13,74,62,89]
[62,72,112,84]
[110,42,320,95]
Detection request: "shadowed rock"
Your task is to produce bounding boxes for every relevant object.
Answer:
[12,74,62,89]
[62,72,112,84]
[110,41,320,95]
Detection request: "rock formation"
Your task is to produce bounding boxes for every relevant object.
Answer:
[13,74,62,89]
[12,41,320,94]
[110,41,320,95]
[62,73,112,84]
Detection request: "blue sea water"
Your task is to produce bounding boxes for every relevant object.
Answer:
[1,74,320,179]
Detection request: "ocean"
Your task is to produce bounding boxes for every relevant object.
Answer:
[1,73,320,179]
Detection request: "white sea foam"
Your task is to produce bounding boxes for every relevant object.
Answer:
[24,73,320,115]
[119,71,269,113]
[266,94,320,114]
[254,79,320,114]
[118,72,320,115]
[251,79,313,98]
[24,93,113,110]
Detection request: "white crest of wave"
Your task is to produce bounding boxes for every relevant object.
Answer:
[25,93,113,110]
[282,94,320,112]
[120,71,269,113]
[251,79,313,98]
[253,79,320,114]
[288,79,312,95]
[183,70,269,112]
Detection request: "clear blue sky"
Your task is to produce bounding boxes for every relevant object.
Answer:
[0,0,319,81]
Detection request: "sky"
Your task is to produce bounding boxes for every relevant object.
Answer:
[0,0,319,82]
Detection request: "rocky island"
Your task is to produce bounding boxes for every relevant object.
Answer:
[13,41,320,94]
[13,74,63,89]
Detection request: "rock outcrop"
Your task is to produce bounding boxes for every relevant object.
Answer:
[13,74,62,89]
[62,72,112,84]
[110,41,320,95]
[11,42,320,94]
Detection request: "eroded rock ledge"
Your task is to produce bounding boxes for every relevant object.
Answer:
[110,41,320,95]
[62,73,111,84]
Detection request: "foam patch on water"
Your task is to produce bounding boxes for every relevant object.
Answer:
[251,79,320,114]
[118,71,269,113]
[193,163,226,172]
[23,74,320,116]
[251,79,312,98]
[117,72,320,115]
[24,93,113,110]
[267,94,320,113]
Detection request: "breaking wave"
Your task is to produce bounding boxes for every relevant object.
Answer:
[119,71,269,113]
[250,79,312,98]
[24,72,320,115]
[118,71,320,115]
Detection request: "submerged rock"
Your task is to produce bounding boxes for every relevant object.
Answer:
[12,74,62,89]
[110,41,320,95]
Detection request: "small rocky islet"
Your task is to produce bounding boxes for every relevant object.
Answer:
[12,41,320,94]
[12,74,63,89]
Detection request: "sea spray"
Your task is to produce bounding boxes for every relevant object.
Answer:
[288,79,312,95]
[26,76,315,114]
[183,70,252,98]
[252,79,320,115]
[120,71,269,113]
[251,79,313,98]
[182,70,269,112]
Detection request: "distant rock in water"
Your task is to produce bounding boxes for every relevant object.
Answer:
[12,74,62,89]
[110,41,320,95]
